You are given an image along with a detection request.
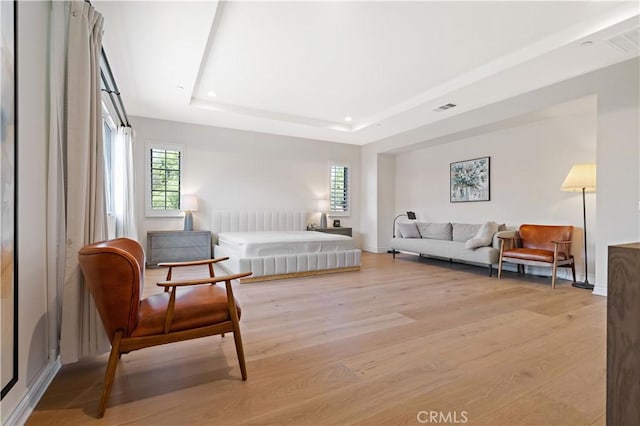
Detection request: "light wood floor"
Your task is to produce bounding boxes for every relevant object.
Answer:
[28,253,606,425]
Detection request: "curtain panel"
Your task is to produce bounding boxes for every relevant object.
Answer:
[49,0,110,364]
[114,127,139,240]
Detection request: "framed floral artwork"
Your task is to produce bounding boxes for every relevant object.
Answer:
[450,157,490,203]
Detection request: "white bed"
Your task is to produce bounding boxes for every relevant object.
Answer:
[212,210,361,282]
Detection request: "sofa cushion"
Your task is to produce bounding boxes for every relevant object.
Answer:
[452,223,481,242]
[397,222,421,238]
[465,221,499,249]
[417,222,452,241]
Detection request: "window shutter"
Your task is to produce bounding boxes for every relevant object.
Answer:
[330,164,349,214]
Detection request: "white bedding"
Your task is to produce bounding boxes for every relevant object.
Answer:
[217,231,354,258]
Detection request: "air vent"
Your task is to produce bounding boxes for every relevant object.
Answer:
[433,103,457,112]
[606,28,640,54]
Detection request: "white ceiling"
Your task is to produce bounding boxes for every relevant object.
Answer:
[96,1,640,145]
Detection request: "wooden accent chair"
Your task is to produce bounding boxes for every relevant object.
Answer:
[497,224,576,289]
[78,238,251,417]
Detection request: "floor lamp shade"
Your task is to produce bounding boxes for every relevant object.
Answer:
[181,194,199,231]
[561,163,596,290]
[561,164,596,192]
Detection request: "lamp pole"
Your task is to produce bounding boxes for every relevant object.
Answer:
[388,213,407,255]
[572,187,594,290]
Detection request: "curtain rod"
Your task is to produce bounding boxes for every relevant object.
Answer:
[100,47,130,127]
[84,0,131,127]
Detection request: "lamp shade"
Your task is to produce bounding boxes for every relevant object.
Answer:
[181,194,199,211]
[561,163,596,193]
[317,199,330,212]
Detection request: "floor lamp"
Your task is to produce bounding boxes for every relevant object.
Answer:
[389,211,416,254]
[561,163,596,290]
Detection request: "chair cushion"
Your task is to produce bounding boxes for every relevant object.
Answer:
[132,285,241,337]
[519,224,573,251]
[502,248,568,263]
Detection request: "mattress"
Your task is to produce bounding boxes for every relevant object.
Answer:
[216,231,354,258]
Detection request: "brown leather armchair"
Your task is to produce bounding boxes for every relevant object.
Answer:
[497,224,576,289]
[78,237,251,417]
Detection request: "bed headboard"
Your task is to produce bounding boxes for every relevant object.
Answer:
[211,210,308,233]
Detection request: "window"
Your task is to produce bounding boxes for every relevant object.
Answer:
[145,142,183,216]
[329,163,350,216]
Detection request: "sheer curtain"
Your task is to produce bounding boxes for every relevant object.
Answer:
[49,0,110,364]
[113,126,138,239]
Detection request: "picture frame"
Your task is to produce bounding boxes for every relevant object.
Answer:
[450,156,490,203]
[1,0,18,400]
[333,219,341,228]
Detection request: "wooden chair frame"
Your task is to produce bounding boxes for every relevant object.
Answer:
[95,257,250,417]
[497,235,576,289]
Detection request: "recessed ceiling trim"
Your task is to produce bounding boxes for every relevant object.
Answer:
[190,97,352,131]
[190,0,225,107]
[351,3,640,131]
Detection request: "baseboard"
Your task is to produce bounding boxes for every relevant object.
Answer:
[362,246,388,254]
[592,285,607,297]
[4,356,61,426]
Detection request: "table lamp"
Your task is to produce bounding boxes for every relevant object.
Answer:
[181,194,199,231]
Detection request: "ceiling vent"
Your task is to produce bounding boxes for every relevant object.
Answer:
[433,103,457,112]
[606,28,640,54]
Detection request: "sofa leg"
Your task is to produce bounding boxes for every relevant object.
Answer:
[392,250,396,259]
[488,265,492,277]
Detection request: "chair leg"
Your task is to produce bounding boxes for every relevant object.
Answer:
[498,257,503,279]
[551,260,558,289]
[98,331,122,418]
[571,261,576,283]
[231,323,247,381]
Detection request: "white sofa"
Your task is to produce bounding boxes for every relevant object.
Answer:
[390,222,515,276]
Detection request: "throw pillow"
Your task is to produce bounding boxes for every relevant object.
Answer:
[397,222,421,238]
[465,221,499,249]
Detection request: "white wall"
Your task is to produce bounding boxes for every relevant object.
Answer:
[594,59,640,295]
[395,104,597,281]
[376,154,396,253]
[1,1,52,422]
[131,117,361,248]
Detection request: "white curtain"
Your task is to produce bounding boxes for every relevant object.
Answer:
[114,126,138,239]
[49,0,110,364]
[47,0,69,362]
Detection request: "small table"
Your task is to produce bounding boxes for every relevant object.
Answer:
[314,227,352,237]
[146,230,211,268]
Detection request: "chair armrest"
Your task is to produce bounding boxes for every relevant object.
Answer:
[493,230,518,251]
[157,271,252,334]
[156,272,252,288]
[160,257,231,285]
[551,240,571,245]
[157,257,229,268]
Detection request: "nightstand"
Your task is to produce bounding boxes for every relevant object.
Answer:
[146,230,211,268]
[315,227,352,237]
